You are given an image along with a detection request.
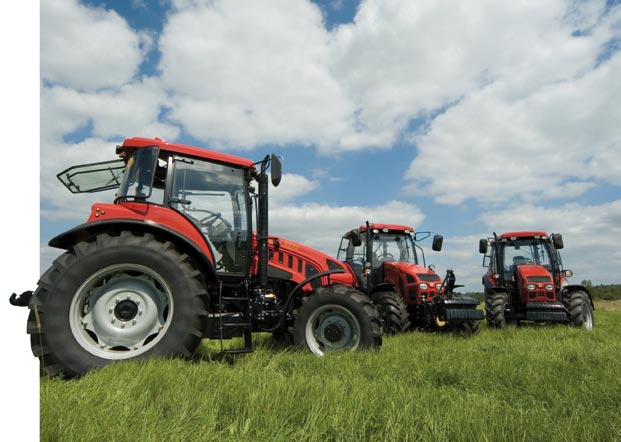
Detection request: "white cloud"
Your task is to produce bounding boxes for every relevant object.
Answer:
[41,0,151,90]
[159,0,354,151]
[156,0,621,165]
[42,79,179,144]
[270,173,320,204]
[405,52,621,205]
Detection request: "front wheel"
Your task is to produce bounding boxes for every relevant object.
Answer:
[565,290,594,330]
[486,292,511,329]
[371,291,411,335]
[28,231,208,378]
[290,285,382,356]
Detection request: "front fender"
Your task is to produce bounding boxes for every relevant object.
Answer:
[563,285,595,309]
[49,219,218,282]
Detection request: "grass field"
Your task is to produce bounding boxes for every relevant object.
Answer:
[40,306,621,442]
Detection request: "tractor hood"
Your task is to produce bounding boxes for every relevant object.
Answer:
[252,234,356,289]
[514,264,554,284]
[384,261,441,282]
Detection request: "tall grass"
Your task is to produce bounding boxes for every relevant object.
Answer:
[41,309,621,442]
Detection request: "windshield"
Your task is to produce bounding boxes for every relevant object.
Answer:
[344,232,419,268]
[117,146,161,201]
[502,239,553,273]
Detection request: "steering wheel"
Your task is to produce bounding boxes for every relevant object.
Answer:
[199,210,232,229]
[351,258,365,267]
[379,253,395,262]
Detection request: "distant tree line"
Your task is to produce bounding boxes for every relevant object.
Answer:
[580,281,621,301]
[466,283,621,301]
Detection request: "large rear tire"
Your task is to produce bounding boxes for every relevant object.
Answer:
[290,285,382,356]
[486,292,510,329]
[28,231,208,378]
[371,291,411,335]
[565,290,594,330]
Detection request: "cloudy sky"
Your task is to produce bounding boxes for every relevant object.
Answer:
[35,0,621,293]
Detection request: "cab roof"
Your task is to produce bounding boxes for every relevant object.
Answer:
[499,231,549,239]
[122,137,255,169]
[359,223,415,233]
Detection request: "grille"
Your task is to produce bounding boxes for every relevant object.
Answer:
[417,273,441,282]
[527,276,552,283]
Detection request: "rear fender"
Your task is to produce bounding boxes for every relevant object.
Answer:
[49,219,218,282]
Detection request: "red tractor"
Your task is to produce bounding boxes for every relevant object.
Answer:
[10,137,382,378]
[479,231,594,329]
[337,223,483,334]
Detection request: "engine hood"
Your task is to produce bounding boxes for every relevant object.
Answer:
[383,262,441,282]
[515,264,553,283]
[252,233,356,288]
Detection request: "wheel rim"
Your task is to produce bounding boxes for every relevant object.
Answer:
[582,302,594,330]
[69,263,174,359]
[305,304,361,356]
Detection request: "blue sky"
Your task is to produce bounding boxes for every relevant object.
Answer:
[33,0,621,294]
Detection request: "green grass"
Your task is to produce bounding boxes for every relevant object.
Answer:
[41,309,621,442]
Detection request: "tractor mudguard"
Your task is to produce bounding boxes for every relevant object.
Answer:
[48,219,218,281]
[563,285,595,309]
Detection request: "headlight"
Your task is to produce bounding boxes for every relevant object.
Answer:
[526,284,536,291]
[419,283,428,290]
[545,284,554,291]
[436,284,442,290]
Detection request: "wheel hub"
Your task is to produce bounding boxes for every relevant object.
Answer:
[323,323,344,342]
[114,299,139,321]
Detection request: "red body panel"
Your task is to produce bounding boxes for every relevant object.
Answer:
[252,236,356,291]
[87,202,216,264]
[359,223,414,233]
[122,137,255,169]
[499,231,548,239]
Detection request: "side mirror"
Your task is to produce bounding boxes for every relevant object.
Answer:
[350,229,362,247]
[271,154,282,187]
[552,233,564,249]
[479,239,488,254]
[432,235,443,252]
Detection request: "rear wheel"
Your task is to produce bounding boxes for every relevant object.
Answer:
[28,231,208,378]
[565,290,594,330]
[290,285,382,355]
[371,291,411,335]
[486,292,511,329]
